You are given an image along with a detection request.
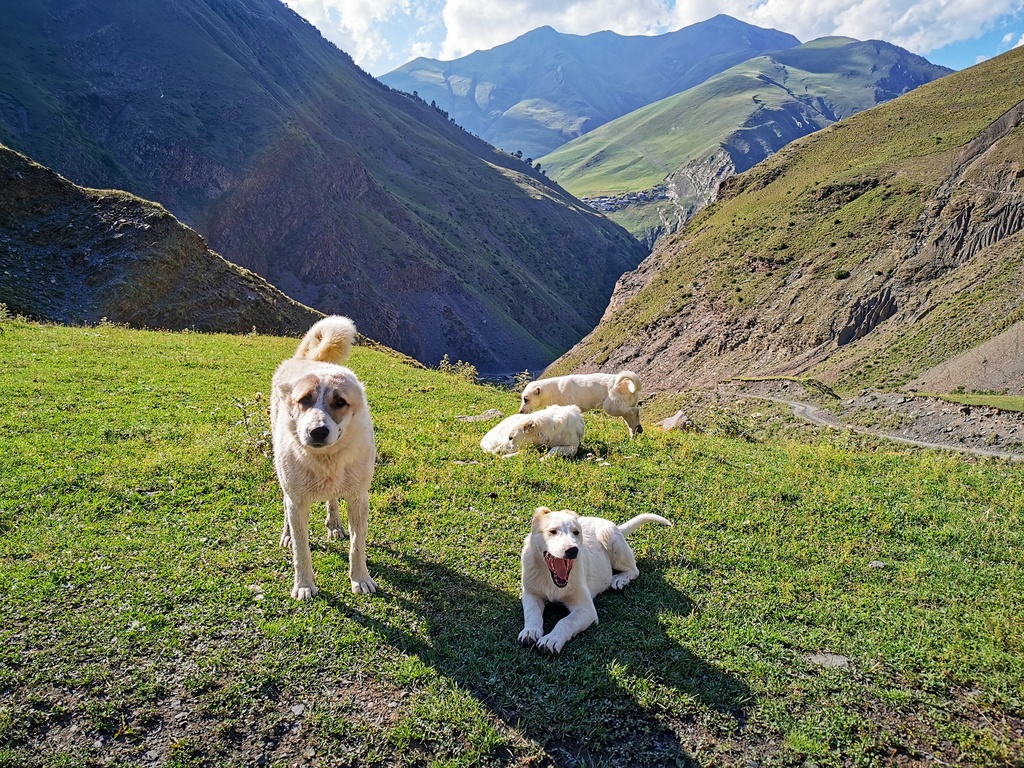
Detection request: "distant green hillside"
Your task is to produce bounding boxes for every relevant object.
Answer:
[549,46,1024,395]
[380,16,799,159]
[0,0,645,373]
[0,144,320,335]
[542,37,951,242]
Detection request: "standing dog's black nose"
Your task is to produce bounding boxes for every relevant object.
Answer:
[564,546,579,560]
[309,426,330,444]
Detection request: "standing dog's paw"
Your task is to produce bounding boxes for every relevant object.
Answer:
[291,583,318,601]
[351,576,377,594]
[326,525,349,541]
[517,628,541,647]
[279,529,291,548]
[535,633,566,654]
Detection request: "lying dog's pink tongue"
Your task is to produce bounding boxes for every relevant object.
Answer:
[544,552,574,588]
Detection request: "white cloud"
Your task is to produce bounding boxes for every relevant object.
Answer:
[664,0,1024,55]
[285,0,1024,74]
[1016,33,1024,47]
[284,0,410,69]
[439,0,676,59]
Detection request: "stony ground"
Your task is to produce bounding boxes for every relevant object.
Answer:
[712,379,1024,460]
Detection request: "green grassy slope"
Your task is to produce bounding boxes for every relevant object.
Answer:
[0,320,1021,766]
[0,0,645,374]
[549,46,1024,395]
[541,37,950,201]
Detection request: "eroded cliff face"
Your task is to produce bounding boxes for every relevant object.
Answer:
[549,69,1024,394]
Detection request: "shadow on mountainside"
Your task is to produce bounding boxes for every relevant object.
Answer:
[328,547,751,767]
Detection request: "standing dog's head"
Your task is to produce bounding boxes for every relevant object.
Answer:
[531,506,582,588]
[275,368,366,450]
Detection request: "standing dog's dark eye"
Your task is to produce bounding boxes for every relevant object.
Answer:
[298,393,315,407]
[573,529,581,536]
[332,396,348,410]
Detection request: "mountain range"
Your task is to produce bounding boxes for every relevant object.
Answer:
[379,16,800,160]
[548,46,1024,397]
[0,0,645,373]
[541,37,952,243]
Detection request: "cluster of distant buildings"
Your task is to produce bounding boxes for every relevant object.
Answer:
[581,185,668,212]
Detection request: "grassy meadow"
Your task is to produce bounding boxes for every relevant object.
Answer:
[1,319,1022,767]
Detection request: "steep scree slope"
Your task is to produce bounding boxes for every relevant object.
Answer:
[0,144,320,334]
[0,0,645,373]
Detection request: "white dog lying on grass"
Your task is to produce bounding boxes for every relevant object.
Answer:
[519,506,672,653]
[270,315,377,599]
[519,371,643,438]
[480,404,584,459]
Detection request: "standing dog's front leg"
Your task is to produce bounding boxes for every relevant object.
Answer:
[284,495,317,600]
[344,489,377,594]
[518,591,546,646]
[536,598,598,654]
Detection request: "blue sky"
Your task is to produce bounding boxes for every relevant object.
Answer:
[283,0,1024,76]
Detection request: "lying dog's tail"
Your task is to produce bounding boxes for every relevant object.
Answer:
[614,370,642,401]
[618,513,672,536]
[294,316,356,364]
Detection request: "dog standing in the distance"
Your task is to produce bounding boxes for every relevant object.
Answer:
[270,316,377,599]
[480,404,585,459]
[519,506,672,653]
[519,371,643,438]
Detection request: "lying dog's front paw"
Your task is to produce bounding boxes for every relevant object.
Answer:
[518,628,541,647]
[535,634,566,654]
[351,576,377,594]
[610,574,631,590]
[291,583,318,601]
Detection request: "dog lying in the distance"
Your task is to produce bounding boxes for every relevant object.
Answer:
[519,506,672,653]
[270,315,377,599]
[520,371,643,438]
[480,404,584,459]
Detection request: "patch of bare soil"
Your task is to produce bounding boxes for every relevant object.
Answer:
[721,380,1024,460]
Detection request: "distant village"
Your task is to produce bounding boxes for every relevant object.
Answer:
[581,185,668,212]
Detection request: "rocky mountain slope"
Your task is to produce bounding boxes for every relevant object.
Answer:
[547,47,1024,397]
[0,144,319,334]
[379,16,799,159]
[0,0,645,373]
[542,37,951,244]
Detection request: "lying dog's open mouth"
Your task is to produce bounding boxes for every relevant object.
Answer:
[544,551,574,588]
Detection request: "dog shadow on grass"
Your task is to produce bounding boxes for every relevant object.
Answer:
[325,546,750,766]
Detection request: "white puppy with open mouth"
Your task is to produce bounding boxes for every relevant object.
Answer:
[518,506,672,653]
[270,315,377,600]
[479,404,584,459]
[519,371,643,438]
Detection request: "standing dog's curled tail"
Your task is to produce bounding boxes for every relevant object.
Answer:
[294,316,357,364]
[617,513,673,536]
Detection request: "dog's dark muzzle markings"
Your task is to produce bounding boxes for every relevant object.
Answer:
[544,548,578,587]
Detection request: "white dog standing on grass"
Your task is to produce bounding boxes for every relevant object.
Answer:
[270,316,377,599]
[519,506,672,653]
[480,404,584,459]
[519,371,643,438]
